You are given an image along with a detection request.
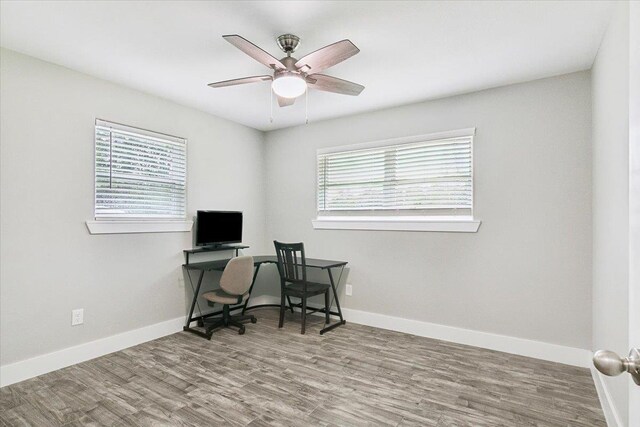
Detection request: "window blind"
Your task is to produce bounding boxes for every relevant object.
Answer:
[94,120,187,219]
[317,135,473,213]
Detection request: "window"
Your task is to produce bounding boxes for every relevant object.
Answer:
[86,119,191,234]
[314,128,480,232]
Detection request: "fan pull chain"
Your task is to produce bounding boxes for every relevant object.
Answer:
[305,85,309,125]
[270,88,273,124]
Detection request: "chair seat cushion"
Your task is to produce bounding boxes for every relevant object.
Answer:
[202,289,249,305]
[284,281,330,296]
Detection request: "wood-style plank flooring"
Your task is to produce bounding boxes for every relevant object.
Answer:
[0,308,605,426]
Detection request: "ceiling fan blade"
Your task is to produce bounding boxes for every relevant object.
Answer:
[277,96,296,107]
[295,40,359,74]
[306,74,364,96]
[208,75,272,88]
[223,34,286,70]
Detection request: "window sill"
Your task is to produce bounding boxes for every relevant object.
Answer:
[311,216,481,233]
[85,220,193,235]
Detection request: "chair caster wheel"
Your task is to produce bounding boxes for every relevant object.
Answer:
[238,327,245,335]
[250,317,257,324]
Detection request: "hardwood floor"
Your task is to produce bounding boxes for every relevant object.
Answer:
[0,308,605,426]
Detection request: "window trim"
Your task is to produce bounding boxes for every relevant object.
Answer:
[311,216,481,233]
[86,219,193,235]
[314,128,480,232]
[87,119,191,235]
[317,128,476,156]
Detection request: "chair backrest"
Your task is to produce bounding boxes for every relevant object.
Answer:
[273,241,306,284]
[220,256,254,296]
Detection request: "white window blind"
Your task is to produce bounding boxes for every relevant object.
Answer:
[317,133,473,214]
[94,120,187,220]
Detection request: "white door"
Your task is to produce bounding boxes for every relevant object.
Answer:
[593,4,640,425]
[629,3,639,425]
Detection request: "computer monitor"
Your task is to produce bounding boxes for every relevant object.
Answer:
[195,210,243,247]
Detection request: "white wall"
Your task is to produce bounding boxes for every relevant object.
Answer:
[591,2,630,425]
[0,48,268,366]
[265,72,592,350]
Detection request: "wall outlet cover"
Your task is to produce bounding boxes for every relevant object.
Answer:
[71,309,84,326]
[346,284,353,296]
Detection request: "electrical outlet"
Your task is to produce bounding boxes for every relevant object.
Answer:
[345,284,353,296]
[71,309,84,326]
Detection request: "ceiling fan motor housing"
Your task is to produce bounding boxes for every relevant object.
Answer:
[277,34,300,55]
[280,56,299,72]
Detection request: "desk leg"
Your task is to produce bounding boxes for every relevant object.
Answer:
[183,269,211,339]
[241,263,262,315]
[320,267,346,335]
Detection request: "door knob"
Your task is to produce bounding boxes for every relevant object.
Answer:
[593,348,640,385]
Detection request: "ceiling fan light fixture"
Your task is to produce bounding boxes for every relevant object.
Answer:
[209,34,364,113]
[272,73,306,99]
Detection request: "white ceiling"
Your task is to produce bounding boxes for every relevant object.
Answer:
[1,1,612,131]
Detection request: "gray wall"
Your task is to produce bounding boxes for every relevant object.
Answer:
[265,72,593,350]
[591,2,630,425]
[0,49,268,365]
[0,47,595,371]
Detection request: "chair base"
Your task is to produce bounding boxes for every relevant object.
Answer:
[205,304,256,338]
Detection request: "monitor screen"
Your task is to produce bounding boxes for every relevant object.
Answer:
[195,210,243,246]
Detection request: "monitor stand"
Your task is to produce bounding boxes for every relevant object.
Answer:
[183,244,250,264]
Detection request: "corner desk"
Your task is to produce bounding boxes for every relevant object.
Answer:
[182,251,347,339]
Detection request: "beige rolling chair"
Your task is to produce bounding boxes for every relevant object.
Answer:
[202,256,257,336]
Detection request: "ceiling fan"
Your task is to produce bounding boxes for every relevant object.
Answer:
[208,34,364,107]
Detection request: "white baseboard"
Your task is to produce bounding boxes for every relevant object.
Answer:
[591,367,623,427]
[262,295,591,368]
[1,296,592,388]
[340,306,593,368]
[0,316,184,388]
[0,295,275,388]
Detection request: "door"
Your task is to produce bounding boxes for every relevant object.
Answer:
[629,2,639,425]
[593,4,640,425]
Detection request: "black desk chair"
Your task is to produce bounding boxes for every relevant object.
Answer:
[274,241,331,334]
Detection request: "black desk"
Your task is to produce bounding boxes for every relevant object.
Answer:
[182,256,347,338]
[183,244,249,264]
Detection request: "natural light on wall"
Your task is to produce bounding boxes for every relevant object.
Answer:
[312,128,481,232]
